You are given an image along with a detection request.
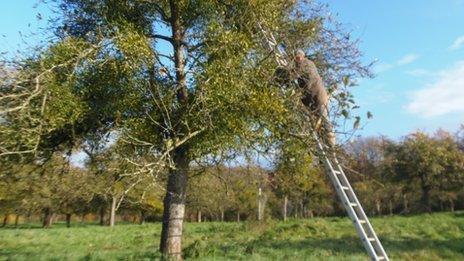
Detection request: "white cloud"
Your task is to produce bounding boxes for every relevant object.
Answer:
[406,69,430,77]
[374,63,393,73]
[358,84,395,106]
[406,61,464,117]
[449,36,464,51]
[375,54,420,74]
[397,54,420,65]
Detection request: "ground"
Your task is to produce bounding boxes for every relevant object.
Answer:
[0,212,463,260]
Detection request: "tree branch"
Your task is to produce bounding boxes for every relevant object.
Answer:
[150,34,174,44]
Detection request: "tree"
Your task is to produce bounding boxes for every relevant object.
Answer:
[389,132,464,213]
[186,166,229,222]
[343,136,400,216]
[433,130,464,212]
[273,137,332,219]
[1,0,370,258]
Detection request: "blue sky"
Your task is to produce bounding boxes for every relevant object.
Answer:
[0,1,50,56]
[1,1,464,139]
[322,0,464,138]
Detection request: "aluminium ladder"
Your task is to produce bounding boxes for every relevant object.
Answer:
[258,23,389,261]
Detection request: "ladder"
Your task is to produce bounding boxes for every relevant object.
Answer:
[314,134,389,261]
[258,23,389,261]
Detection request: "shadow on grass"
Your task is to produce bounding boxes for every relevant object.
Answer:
[0,221,150,230]
[0,223,98,230]
[0,224,44,229]
[1,249,162,261]
[214,236,464,257]
[84,250,161,261]
[242,236,366,255]
[383,237,464,254]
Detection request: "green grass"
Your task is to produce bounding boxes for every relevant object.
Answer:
[1,212,463,260]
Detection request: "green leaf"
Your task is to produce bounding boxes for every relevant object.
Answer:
[343,75,350,86]
[341,109,349,118]
[353,116,361,129]
[367,111,373,119]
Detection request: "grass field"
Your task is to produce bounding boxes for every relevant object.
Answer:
[1,212,463,260]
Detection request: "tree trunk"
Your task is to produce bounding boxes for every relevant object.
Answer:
[236,212,240,222]
[420,177,432,213]
[139,210,146,225]
[375,200,381,216]
[422,188,432,213]
[283,196,288,222]
[197,210,202,223]
[42,208,53,228]
[449,198,455,212]
[308,210,314,218]
[25,212,31,224]
[99,206,106,226]
[2,214,8,227]
[220,208,224,222]
[300,201,305,218]
[14,215,19,227]
[388,200,393,216]
[66,213,72,228]
[159,148,189,260]
[109,196,117,227]
[81,213,86,223]
[402,195,409,213]
[158,1,189,258]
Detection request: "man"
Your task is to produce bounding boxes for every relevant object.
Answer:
[293,49,335,146]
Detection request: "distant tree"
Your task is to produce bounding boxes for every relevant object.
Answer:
[274,138,332,220]
[225,166,262,222]
[432,130,464,212]
[187,167,228,222]
[2,152,93,228]
[344,136,400,215]
[389,131,464,213]
[82,142,163,227]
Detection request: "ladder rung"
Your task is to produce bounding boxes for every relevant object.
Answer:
[349,203,358,207]
[377,257,386,260]
[358,220,367,224]
[341,186,349,190]
[333,170,342,174]
[367,237,375,241]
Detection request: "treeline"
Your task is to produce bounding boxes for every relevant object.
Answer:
[1,128,464,227]
[0,149,164,228]
[186,128,464,221]
[343,129,464,215]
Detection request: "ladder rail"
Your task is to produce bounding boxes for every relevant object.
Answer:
[257,22,288,67]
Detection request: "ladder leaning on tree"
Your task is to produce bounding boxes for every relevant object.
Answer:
[258,23,390,261]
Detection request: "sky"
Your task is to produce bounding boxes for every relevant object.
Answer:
[1,1,464,140]
[0,1,50,56]
[322,0,464,138]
